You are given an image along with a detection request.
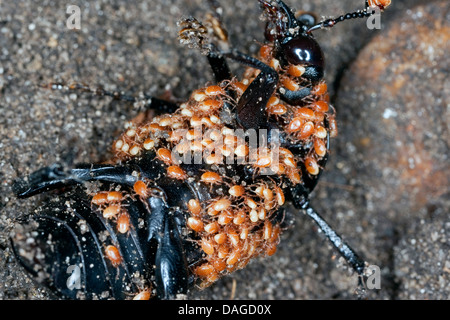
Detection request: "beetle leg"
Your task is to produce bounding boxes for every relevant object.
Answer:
[207,48,232,83]
[221,50,279,130]
[145,191,188,299]
[13,164,68,198]
[13,163,139,198]
[279,87,312,105]
[43,81,179,114]
[204,0,232,83]
[301,203,366,276]
[178,12,279,129]
[146,192,168,242]
[154,212,189,299]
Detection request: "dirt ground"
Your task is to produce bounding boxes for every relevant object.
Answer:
[0,0,448,300]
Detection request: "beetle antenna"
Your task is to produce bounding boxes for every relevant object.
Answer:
[306,0,391,33]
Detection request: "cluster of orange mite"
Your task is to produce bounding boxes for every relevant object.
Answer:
[257,44,336,176]
[187,180,285,287]
[90,190,129,266]
[89,185,155,300]
[88,38,336,299]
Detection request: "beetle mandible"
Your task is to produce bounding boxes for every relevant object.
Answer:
[10,0,391,299]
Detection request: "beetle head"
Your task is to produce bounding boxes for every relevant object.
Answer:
[259,0,324,82]
[259,0,392,83]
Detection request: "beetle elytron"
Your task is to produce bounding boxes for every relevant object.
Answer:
[10,0,391,299]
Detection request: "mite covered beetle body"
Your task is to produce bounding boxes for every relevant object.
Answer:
[10,0,390,299]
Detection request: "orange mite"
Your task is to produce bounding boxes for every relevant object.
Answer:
[201,171,222,184]
[311,81,327,96]
[156,148,173,165]
[187,199,202,216]
[310,100,329,113]
[314,125,328,139]
[259,44,272,60]
[274,186,285,206]
[254,154,272,168]
[296,121,315,140]
[304,157,320,175]
[204,221,219,234]
[232,81,248,95]
[105,245,122,267]
[233,212,246,225]
[226,249,241,266]
[133,288,151,300]
[281,77,299,91]
[367,0,391,10]
[328,117,338,138]
[91,191,123,206]
[287,64,305,77]
[287,167,302,184]
[313,138,327,157]
[91,192,108,206]
[204,85,225,96]
[133,180,149,198]
[167,165,188,180]
[116,213,131,234]
[107,191,123,202]
[267,103,287,116]
[103,204,121,219]
[201,239,215,255]
[194,263,216,279]
[228,185,245,197]
[212,259,227,273]
[214,233,227,245]
[286,117,303,132]
[187,217,204,233]
[294,107,315,121]
[217,211,233,225]
[212,198,231,212]
[198,98,222,113]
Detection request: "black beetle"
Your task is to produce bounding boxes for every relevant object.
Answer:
[10,0,389,299]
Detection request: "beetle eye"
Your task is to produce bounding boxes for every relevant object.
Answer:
[296,12,317,28]
[280,35,324,69]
